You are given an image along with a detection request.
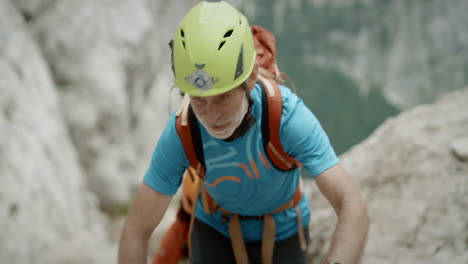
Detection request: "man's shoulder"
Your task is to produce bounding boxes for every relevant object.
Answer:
[250,81,304,120]
[250,81,297,103]
[159,112,182,142]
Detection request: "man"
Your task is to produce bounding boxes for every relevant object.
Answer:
[118,1,369,264]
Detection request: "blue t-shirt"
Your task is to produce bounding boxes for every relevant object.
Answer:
[144,83,339,242]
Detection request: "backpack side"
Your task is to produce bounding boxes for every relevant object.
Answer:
[257,75,301,171]
[253,25,301,170]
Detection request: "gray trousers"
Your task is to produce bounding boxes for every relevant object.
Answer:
[191,219,310,264]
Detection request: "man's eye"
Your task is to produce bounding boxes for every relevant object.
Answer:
[191,97,204,104]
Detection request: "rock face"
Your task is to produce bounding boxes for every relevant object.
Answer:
[30,0,155,209]
[1,0,188,263]
[306,87,468,264]
[12,0,191,212]
[0,1,113,263]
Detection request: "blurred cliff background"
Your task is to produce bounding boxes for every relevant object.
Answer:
[1,0,467,263]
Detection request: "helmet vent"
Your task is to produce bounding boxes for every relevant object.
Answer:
[223,30,233,38]
[180,29,186,50]
[218,41,226,50]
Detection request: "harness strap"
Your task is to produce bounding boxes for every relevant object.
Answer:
[187,178,202,261]
[220,205,304,264]
[217,179,304,264]
[229,214,249,264]
[262,215,275,264]
[296,206,307,251]
[184,176,305,264]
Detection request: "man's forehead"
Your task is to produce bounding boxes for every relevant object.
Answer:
[189,85,244,99]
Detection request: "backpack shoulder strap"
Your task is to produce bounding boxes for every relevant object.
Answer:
[257,75,302,171]
[176,97,218,214]
[175,95,206,178]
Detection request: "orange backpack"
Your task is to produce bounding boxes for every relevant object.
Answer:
[154,26,306,264]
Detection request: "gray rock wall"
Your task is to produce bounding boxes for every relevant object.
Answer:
[306,87,468,264]
[1,0,189,263]
[0,1,112,263]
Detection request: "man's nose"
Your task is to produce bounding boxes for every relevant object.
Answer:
[202,101,222,123]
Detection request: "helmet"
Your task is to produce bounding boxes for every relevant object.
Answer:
[172,1,256,97]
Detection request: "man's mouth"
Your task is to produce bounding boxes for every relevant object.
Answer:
[212,122,230,131]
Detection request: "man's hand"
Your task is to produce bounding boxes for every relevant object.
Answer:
[118,183,172,264]
[315,163,369,264]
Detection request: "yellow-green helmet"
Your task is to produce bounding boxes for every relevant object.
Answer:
[172,1,256,97]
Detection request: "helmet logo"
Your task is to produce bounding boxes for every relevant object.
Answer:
[184,70,219,94]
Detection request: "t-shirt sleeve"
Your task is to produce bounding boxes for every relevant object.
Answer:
[279,87,339,178]
[143,113,189,195]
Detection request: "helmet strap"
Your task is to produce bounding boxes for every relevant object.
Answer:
[168,39,175,76]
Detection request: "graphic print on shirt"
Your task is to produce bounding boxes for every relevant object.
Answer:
[202,130,273,205]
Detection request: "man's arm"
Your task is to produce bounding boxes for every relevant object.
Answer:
[314,163,369,264]
[118,182,172,264]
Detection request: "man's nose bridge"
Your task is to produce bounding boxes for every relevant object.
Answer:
[206,99,217,112]
[205,99,221,121]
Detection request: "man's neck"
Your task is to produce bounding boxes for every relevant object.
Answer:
[224,97,255,142]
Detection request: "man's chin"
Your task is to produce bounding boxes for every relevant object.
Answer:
[208,131,232,140]
[206,127,234,139]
